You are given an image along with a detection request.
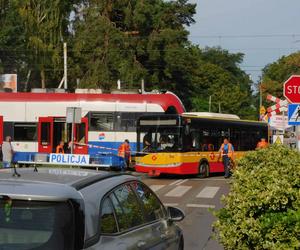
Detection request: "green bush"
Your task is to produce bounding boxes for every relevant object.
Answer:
[214,145,300,250]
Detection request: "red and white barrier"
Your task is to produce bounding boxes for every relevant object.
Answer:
[267,100,288,113]
[266,94,289,117]
[266,94,282,103]
[267,106,288,117]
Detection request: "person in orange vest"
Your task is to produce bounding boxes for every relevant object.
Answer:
[256,138,268,149]
[218,138,234,178]
[118,139,131,169]
[56,141,65,154]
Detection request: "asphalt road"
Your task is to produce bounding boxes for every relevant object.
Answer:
[135,173,230,250]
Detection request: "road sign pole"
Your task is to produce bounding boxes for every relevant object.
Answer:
[297,126,300,151]
[282,111,285,134]
[71,108,75,154]
[66,107,82,154]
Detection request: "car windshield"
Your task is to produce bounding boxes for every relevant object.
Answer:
[0,196,75,250]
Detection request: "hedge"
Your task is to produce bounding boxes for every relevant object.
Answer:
[214,145,300,250]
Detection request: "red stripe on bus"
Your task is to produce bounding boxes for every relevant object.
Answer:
[135,161,225,175]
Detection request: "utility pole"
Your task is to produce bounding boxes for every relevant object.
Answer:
[64,43,67,90]
[209,96,211,112]
[141,79,145,93]
[259,83,262,107]
[117,79,121,90]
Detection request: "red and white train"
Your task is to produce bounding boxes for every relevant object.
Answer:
[0,91,185,163]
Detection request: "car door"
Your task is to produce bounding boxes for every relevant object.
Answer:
[131,181,180,250]
[97,183,155,250]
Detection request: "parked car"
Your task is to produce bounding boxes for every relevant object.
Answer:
[0,168,184,250]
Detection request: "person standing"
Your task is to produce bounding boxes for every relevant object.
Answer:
[2,136,14,168]
[218,138,234,178]
[118,139,131,169]
[143,131,152,152]
[256,138,268,149]
[56,141,65,154]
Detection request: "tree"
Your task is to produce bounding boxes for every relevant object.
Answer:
[190,47,255,119]
[261,51,300,104]
[0,0,256,116]
[18,0,77,88]
[0,0,26,75]
[70,0,196,100]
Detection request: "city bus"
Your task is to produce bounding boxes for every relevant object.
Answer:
[0,90,185,163]
[135,112,268,176]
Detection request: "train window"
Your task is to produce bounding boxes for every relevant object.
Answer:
[120,113,136,132]
[3,122,13,139]
[41,123,50,145]
[76,123,86,143]
[115,112,146,132]
[14,123,37,142]
[90,113,114,131]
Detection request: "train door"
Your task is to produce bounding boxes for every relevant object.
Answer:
[0,116,3,145]
[73,117,88,154]
[38,117,53,153]
[52,118,71,153]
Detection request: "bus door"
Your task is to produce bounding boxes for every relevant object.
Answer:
[73,117,88,154]
[38,117,53,153]
[0,116,3,145]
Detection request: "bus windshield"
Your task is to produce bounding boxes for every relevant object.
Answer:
[0,197,75,250]
[138,116,182,153]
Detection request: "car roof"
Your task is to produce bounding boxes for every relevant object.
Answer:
[0,168,134,201]
[0,168,140,242]
[0,168,116,186]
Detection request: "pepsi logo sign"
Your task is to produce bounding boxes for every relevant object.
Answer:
[98,133,105,140]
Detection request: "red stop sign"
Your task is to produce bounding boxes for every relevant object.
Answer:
[283,75,300,103]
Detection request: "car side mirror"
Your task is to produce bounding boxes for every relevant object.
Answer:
[168,206,185,222]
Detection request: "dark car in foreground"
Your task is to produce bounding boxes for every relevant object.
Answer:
[0,168,184,250]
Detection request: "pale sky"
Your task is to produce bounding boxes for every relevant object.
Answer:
[188,0,300,82]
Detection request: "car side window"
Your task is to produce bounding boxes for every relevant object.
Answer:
[100,197,118,234]
[110,183,145,232]
[132,181,166,222]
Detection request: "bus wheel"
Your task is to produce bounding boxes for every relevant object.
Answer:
[198,161,209,178]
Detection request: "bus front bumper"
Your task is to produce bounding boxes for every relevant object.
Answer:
[135,162,199,176]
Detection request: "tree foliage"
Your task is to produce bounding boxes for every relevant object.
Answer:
[0,0,256,117]
[261,52,300,103]
[18,0,77,88]
[0,0,26,74]
[214,145,300,249]
[70,1,196,95]
[189,47,255,118]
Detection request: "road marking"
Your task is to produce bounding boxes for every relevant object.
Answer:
[186,204,215,208]
[196,186,220,198]
[150,185,166,192]
[169,179,183,186]
[164,203,179,207]
[175,179,188,186]
[165,186,192,197]
[190,178,226,181]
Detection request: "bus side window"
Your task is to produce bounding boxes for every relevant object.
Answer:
[183,133,193,151]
